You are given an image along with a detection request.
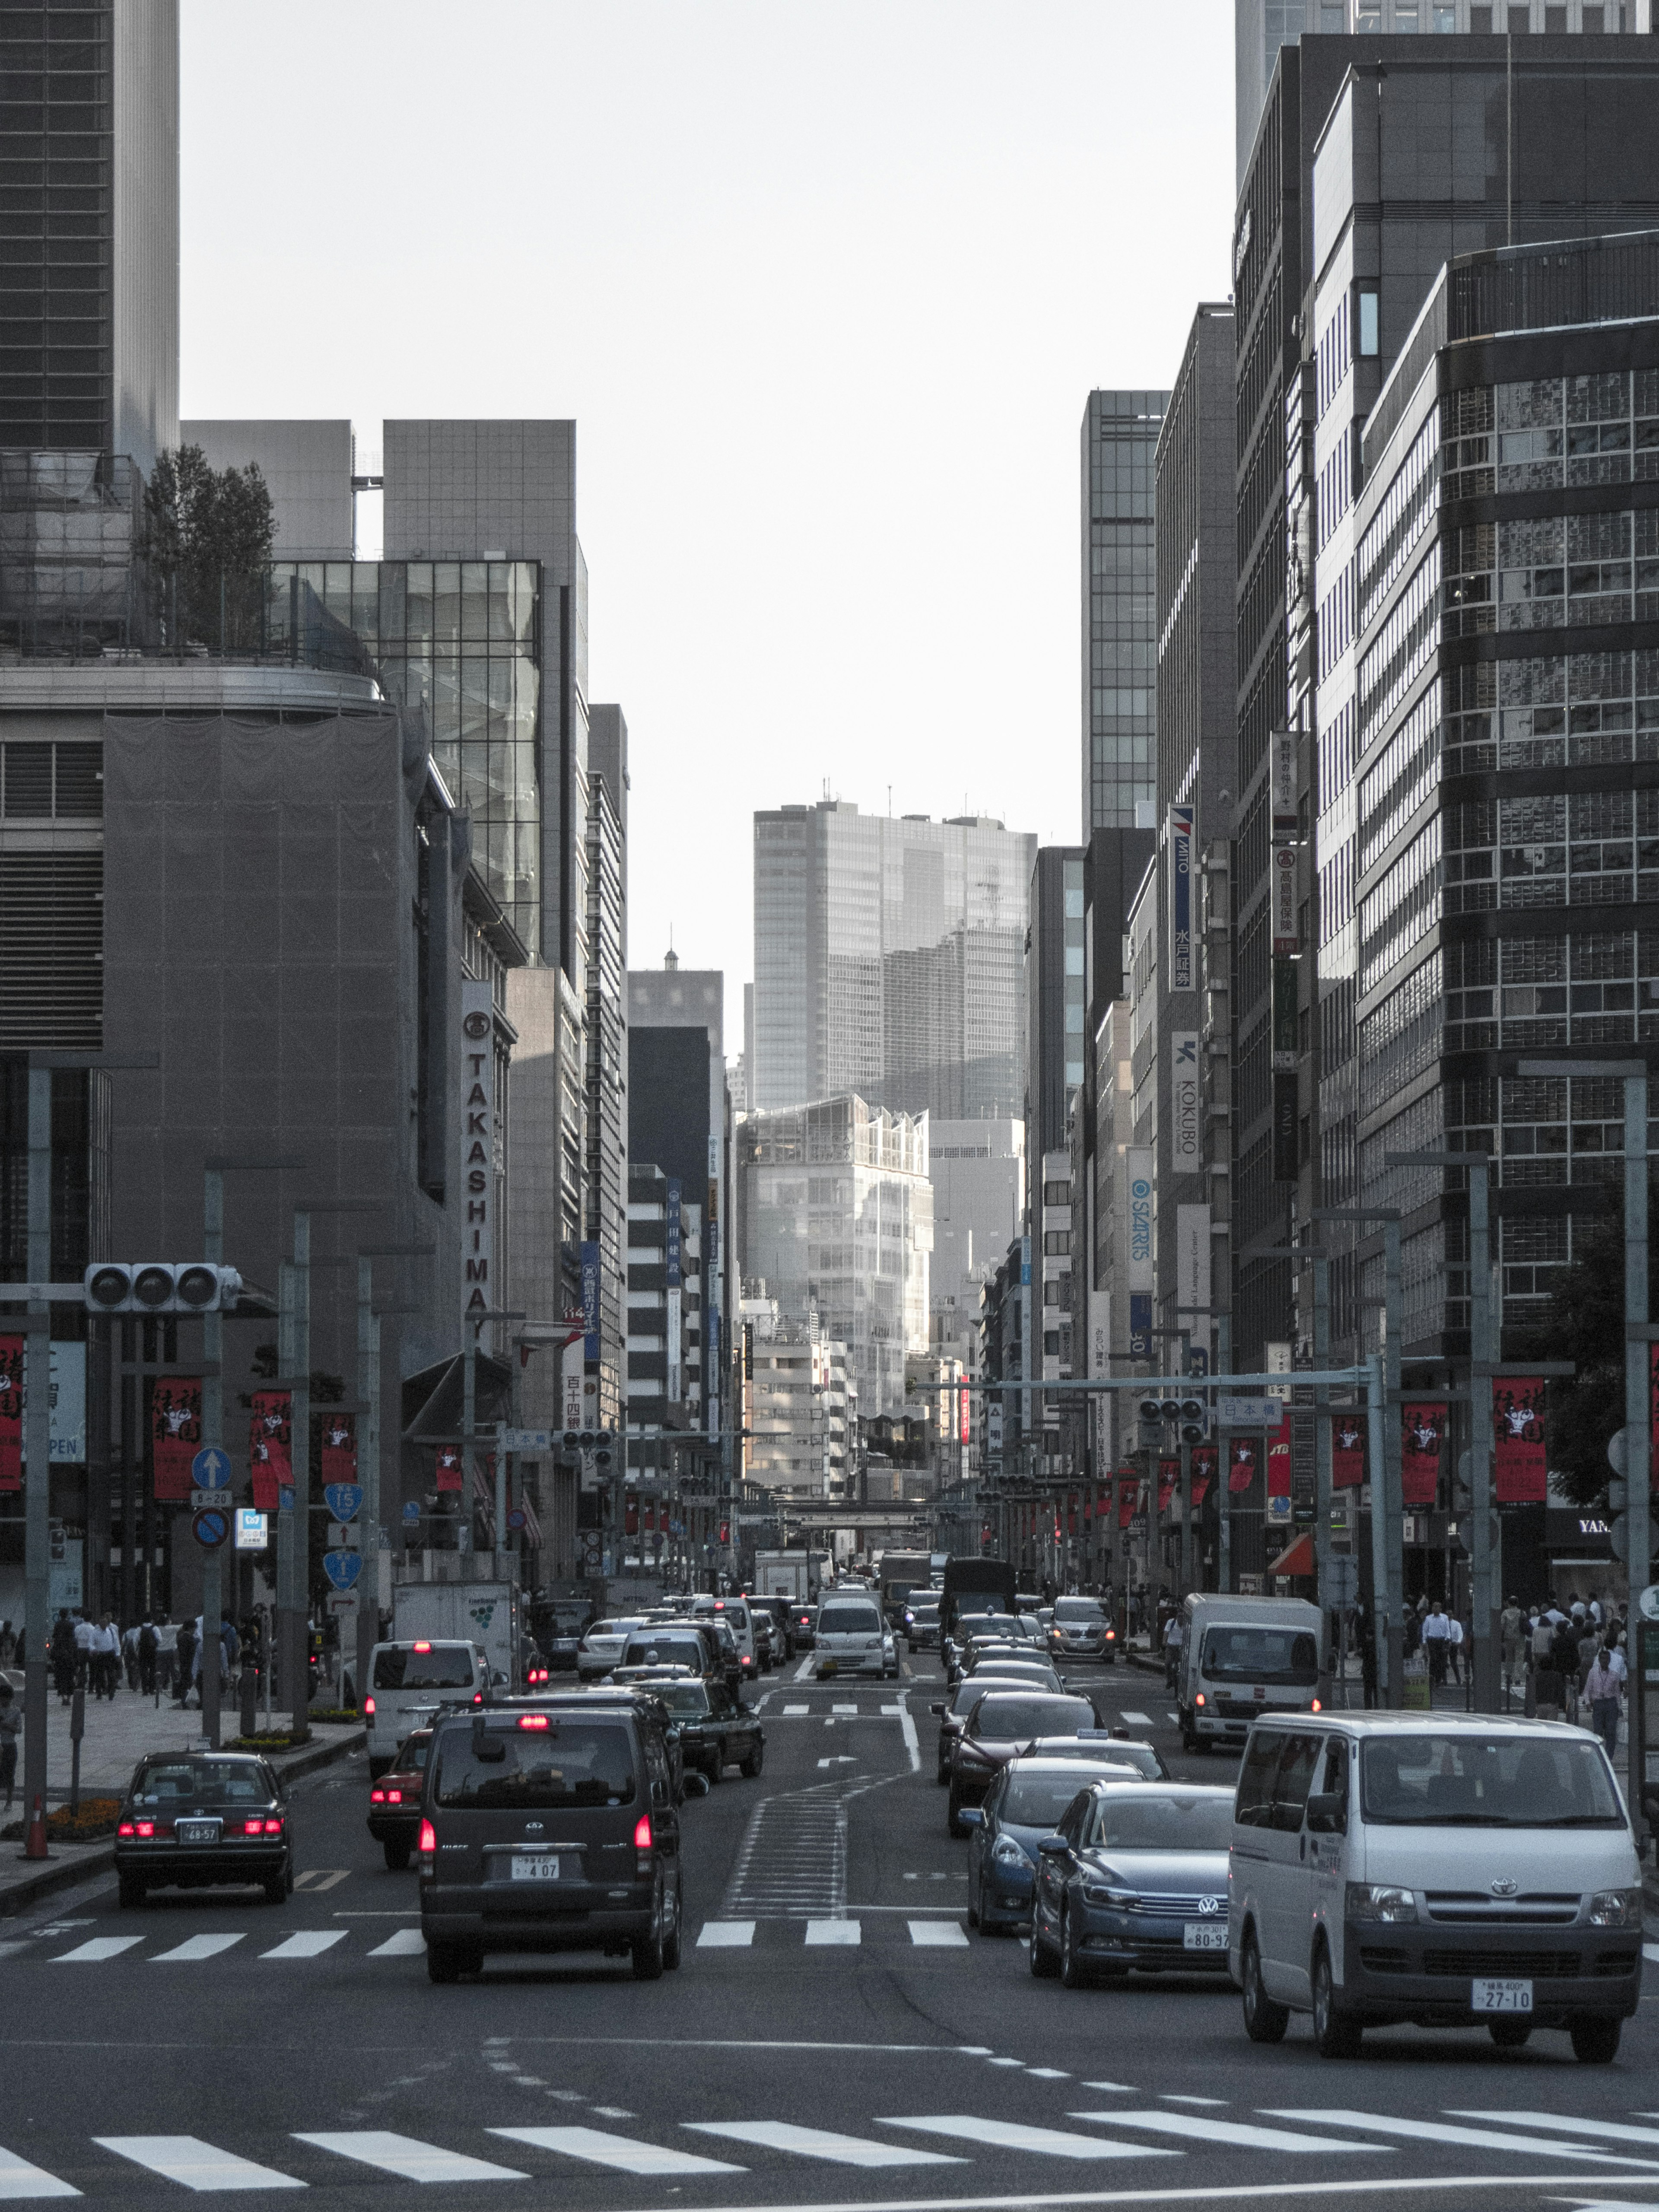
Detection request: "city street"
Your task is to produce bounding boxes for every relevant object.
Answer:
[3,1649,1656,2212]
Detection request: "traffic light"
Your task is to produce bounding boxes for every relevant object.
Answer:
[1179,1395,1209,1445]
[84,1263,243,1314]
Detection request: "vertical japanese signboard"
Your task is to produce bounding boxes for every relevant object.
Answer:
[1171,1032,1201,1169]
[461,979,494,1327]
[1402,1402,1446,1508]
[1493,1377,1547,1503]
[1126,1147,1154,1356]
[1168,804,1195,991]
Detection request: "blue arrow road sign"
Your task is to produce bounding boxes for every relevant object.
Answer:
[324,1483,363,1523]
[402,1499,421,1523]
[323,1550,363,1591]
[192,1446,232,1490]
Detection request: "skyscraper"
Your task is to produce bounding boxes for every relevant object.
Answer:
[750,801,1035,1121]
[586,705,629,1436]
[1081,389,1166,838]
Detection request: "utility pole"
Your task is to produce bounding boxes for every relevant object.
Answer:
[355,1247,432,1705]
[1316,1207,1403,1707]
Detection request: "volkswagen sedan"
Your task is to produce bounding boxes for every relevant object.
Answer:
[1029,1780,1234,1988]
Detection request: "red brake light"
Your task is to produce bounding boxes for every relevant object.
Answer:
[1195,1693,1206,1708]
[472,1691,483,1705]
[136,1819,156,1838]
[518,1714,550,1730]
[370,1788,386,1803]
[118,1821,135,1837]
[264,1818,283,1835]
[1311,1697,1322,1713]
[418,1818,436,1853]
[1105,1629,1116,1640]
[633,1814,653,1849]
[385,1789,402,1804]
[413,1641,432,1652]
[244,1818,264,1836]
[364,1695,375,1717]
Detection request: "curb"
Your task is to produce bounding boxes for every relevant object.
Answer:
[0,1726,365,1918]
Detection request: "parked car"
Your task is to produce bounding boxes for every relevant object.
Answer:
[947,1690,1096,1836]
[368,1728,433,1868]
[576,1618,646,1682]
[1047,1595,1115,1665]
[963,1756,1146,1933]
[1030,1779,1235,1988]
[1229,1713,1644,2063]
[117,1751,292,1907]
[419,1701,684,1982]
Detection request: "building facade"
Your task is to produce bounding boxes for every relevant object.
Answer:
[1081,390,1166,837]
[585,705,628,1436]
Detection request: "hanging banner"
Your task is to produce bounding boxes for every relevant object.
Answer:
[1168,803,1195,991]
[1273,1070,1298,1182]
[321,1411,357,1487]
[435,1443,463,1492]
[1229,1437,1259,1492]
[1650,1344,1659,1491]
[1171,1033,1201,1169]
[581,1240,601,1361]
[1331,1408,1366,1490]
[1157,1458,1179,1517]
[1493,1377,1547,1504]
[251,1463,281,1511]
[1271,728,1298,835]
[1267,1409,1293,1500]
[1271,839,1299,954]
[0,1335,20,1490]
[152,1377,202,1501]
[1191,1443,1217,1507]
[1126,1147,1154,1357]
[250,1391,292,1489]
[1176,1202,1210,1315]
[1402,1402,1446,1508]
[1117,1471,1138,1529]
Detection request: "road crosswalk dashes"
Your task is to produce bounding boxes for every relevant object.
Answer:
[1,2105,1656,2195]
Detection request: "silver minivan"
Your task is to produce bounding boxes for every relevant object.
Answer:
[365,1640,486,1777]
[1228,1712,1643,2063]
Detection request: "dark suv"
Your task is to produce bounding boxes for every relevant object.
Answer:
[419,1705,683,1983]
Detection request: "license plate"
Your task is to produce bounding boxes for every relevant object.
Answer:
[510,1853,561,1881]
[1472,1977,1532,2013]
[175,1820,220,1846]
[1183,1922,1228,1951]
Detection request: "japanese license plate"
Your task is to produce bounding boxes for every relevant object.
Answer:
[175,1819,220,1846]
[1183,1922,1228,1951]
[1471,1977,1532,2013]
[510,1853,561,1881]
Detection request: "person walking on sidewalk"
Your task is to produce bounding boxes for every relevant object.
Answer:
[1162,1608,1185,1691]
[1586,1645,1622,1756]
[175,1618,197,1709]
[137,1618,159,1698]
[1500,1596,1526,1701]
[1421,1602,1451,1688]
[0,1678,16,1811]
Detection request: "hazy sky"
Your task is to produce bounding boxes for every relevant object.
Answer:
[181,3,1234,1002]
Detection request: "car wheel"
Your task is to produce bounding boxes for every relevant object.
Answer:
[1059,1903,1093,1990]
[663,1882,683,1971]
[1028,1915,1059,1978]
[947,1788,970,1839]
[1489,2019,1531,2050]
[1570,2016,1621,2064]
[632,1893,667,1981]
[740,1742,764,1779]
[383,1840,411,1872]
[1241,1929,1289,2044]
[117,1870,146,1910]
[1312,1942,1362,2058]
[426,1940,462,1984]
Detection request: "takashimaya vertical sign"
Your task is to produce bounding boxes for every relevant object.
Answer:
[1167,804,1195,991]
[461,979,495,1325]
[1126,1147,1154,1357]
[1171,1032,1201,1169]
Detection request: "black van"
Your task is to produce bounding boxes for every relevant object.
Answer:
[419,1704,683,1983]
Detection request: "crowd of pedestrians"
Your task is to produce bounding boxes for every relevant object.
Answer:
[0,1608,266,1713]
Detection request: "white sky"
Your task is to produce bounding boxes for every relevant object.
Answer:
[180,2,1234,1004]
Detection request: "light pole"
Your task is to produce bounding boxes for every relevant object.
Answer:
[1314,1207,1403,1707]
[1260,1243,1335,1606]
[355,1246,434,1706]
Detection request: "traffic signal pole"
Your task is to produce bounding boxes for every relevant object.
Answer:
[22,1066,51,1848]
[201,1168,225,1753]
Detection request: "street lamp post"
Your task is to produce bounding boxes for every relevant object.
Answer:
[355,1247,434,1707]
[1314,1208,1404,1707]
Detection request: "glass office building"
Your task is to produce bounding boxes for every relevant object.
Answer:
[1081,390,1166,836]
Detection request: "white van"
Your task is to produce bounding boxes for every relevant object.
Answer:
[814,1592,894,1678]
[1178,1593,1324,1753]
[365,1639,486,1776]
[690,1595,759,1685]
[1228,1711,1643,2063]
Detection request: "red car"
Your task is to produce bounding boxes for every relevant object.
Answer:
[367,1728,432,1869]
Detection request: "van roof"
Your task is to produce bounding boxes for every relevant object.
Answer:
[1182,1594,1322,1624]
[1250,1711,1593,1738]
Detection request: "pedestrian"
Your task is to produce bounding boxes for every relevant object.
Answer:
[137,1617,158,1698]
[156,1621,175,1698]
[73,1609,96,1690]
[0,1678,16,1812]
[1447,1610,1465,1686]
[1421,1601,1451,1687]
[1162,1607,1185,1690]
[175,1618,196,1708]
[0,1619,14,1667]
[1585,1645,1622,1757]
[98,1613,121,1697]
[1500,1595,1526,1699]
[121,1619,140,1691]
[51,1611,76,1702]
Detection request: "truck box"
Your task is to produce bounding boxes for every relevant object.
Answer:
[391,1580,521,1689]
[752,1550,824,1602]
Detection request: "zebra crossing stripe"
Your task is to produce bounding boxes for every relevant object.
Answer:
[489,2128,742,2176]
[0,2146,79,2199]
[261,1932,347,1961]
[149,1935,245,1964]
[906,1920,968,1947]
[1118,1711,1153,1725]
[1452,2113,1659,2150]
[365,1929,426,1958]
[876,2118,1177,2160]
[1071,2110,1380,2153]
[1265,2112,1659,2169]
[685,2122,963,2168]
[804,1920,860,1946]
[51,1938,142,1964]
[94,2138,303,2192]
[696,1921,756,1947]
[294,2132,525,2183]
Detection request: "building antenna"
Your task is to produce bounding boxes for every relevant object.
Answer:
[888,784,892,816]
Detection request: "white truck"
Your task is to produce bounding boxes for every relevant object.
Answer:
[752,1550,823,1603]
[1176,1591,1326,1755]
[390,1579,521,1691]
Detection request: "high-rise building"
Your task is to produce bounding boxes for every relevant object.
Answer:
[180,420,354,558]
[1081,390,1166,838]
[585,705,628,1437]
[0,0,178,474]
[927,1117,1025,1358]
[751,801,1034,1119]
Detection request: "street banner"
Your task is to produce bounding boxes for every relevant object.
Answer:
[1168,804,1195,991]
[1493,1376,1547,1503]
[1117,1471,1138,1529]
[435,1443,463,1491]
[1402,1402,1446,1507]
[1171,1033,1201,1169]
[321,1410,356,1486]
[1267,1409,1292,1500]
[1126,1147,1153,1355]
[1229,1437,1258,1492]
[1331,1408,1366,1489]
[1157,1459,1179,1517]
[581,1240,601,1361]
[1191,1443,1217,1507]
[250,1391,292,1491]
[0,1335,19,1489]
[153,1377,201,1501]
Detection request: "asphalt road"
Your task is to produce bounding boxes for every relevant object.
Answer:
[2,1646,1657,2212]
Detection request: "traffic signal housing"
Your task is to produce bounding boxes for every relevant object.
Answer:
[84,1263,243,1314]
[1179,1396,1209,1445]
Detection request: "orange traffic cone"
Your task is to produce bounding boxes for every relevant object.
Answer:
[24,1792,48,1859]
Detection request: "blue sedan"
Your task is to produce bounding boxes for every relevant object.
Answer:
[963,1757,1145,1933]
[1029,1780,1235,1989]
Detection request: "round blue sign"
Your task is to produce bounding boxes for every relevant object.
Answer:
[191,1446,232,1490]
[192,1507,229,1549]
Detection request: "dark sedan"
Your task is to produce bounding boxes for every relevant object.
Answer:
[903,1596,941,1650]
[368,1728,432,1868]
[117,1751,292,1907]
[1029,1780,1234,1988]
[933,1669,1062,1785]
[947,1691,1096,1836]
[963,1756,1146,1932]
[620,1672,765,1783]
[791,1604,817,1650]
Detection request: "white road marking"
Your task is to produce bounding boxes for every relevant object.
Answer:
[686,2124,964,2169]
[292,1869,350,1891]
[1163,2100,1228,2109]
[783,1704,809,1716]
[817,1757,857,1768]
[1027,2071,1071,2081]
[1119,1711,1153,1726]
[0,2146,79,2199]
[490,2127,742,2177]
[1645,1942,1659,1963]
[367,1928,426,1957]
[51,1939,142,1963]
[805,1920,861,1945]
[1076,2113,1380,2154]
[878,2119,1177,2162]
[833,1703,858,1715]
[1081,2083,1137,2093]
[295,2132,527,2183]
[792,1657,814,1682]
[698,1921,757,1947]
[908,1920,969,1947]
[95,2138,303,2192]
[149,1935,245,1963]
[883,1697,921,1772]
[1452,2115,1659,2150]
[1265,2113,1659,2170]
[261,1931,348,1960]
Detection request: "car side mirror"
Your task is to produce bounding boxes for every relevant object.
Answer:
[1036,1834,1069,1857]
[663,1725,680,1743]
[1305,1792,1347,1835]
[958,1806,983,1829]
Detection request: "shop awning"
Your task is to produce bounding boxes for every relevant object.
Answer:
[1267,1532,1316,1578]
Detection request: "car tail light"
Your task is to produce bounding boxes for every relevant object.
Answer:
[473,1691,484,1705]
[1311,1697,1322,1713]
[518,1714,550,1730]
[244,1818,264,1836]
[364,1695,375,1719]
[384,1789,402,1804]
[370,1787,386,1803]
[1195,1693,1206,1708]
[1105,1629,1116,1641]
[264,1818,283,1835]
[633,1812,653,1873]
[418,1818,436,1873]
[413,1641,432,1652]
[136,1819,156,1838]
[118,1820,135,1837]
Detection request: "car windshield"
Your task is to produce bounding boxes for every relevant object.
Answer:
[1054,1600,1105,1623]
[971,1696,1094,1741]
[1049,1739,1161,1779]
[819,1604,882,1634]
[623,1636,704,1669]
[1360,1733,1627,1827]
[391,1736,432,1771]
[1001,1773,1096,1825]
[433,1721,636,1809]
[1201,1626,1319,1686]
[1087,1794,1233,1850]
[650,1683,712,1716]
[133,1759,271,1804]
[373,1646,474,1690]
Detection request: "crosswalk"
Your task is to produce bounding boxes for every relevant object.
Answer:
[32,1927,418,1965]
[5,2104,1657,2194]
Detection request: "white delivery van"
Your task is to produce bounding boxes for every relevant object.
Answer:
[814,1592,894,1678]
[1228,1711,1643,2064]
[1177,1593,1324,1753]
[690,1595,758,1686]
[365,1639,486,1776]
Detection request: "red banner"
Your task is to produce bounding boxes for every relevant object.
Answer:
[251,1465,281,1511]
[321,1411,356,1486]
[1157,1458,1179,1516]
[1267,1411,1292,1500]
[1402,1402,1446,1508]
[250,1391,292,1489]
[435,1443,463,1491]
[152,1377,201,1501]
[1117,1472,1138,1529]
[1493,1377,1547,1504]
[0,1335,20,1490]
[1331,1409,1366,1490]
[1191,1444,1217,1508]
[1229,1438,1258,1492]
